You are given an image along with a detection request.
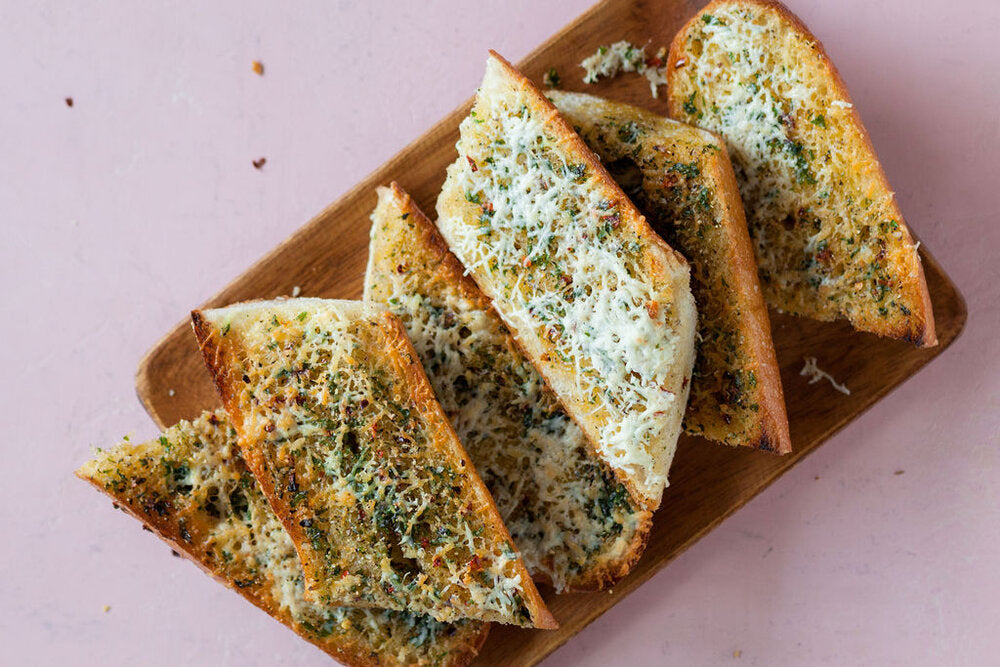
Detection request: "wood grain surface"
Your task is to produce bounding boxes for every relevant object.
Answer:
[134,0,967,663]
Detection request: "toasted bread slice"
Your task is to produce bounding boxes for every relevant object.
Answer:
[436,52,697,510]
[191,299,556,629]
[666,0,935,346]
[365,183,653,591]
[548,91,790,454]
[76,410,489,667]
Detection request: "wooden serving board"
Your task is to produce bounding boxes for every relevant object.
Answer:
[135,0,967,663]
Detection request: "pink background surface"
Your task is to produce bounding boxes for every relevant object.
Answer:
[2,0,998,664]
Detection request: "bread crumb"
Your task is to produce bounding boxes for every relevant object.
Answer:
[65,97,74,107]
[894,469,905,475]
[800,357,850,395]
[252,157,267,170]
[167,388,175,397]
[102,605,110,613]
[814,475,820,480]
[252,60,264,75]
[733,649,742,658]
[291,285,301,297]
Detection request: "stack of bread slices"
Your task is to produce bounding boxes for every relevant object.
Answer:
[78,2,934,664]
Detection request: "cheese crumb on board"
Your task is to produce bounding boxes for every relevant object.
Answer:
[800,356,850,395]
[581,41,668,98]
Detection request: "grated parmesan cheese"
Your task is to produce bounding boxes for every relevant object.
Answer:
[437,55,696,508]
[800,356,850,395]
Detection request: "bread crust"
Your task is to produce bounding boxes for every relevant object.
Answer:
[192,301,556,629]
[708,142,791,453]
[367,182,654,592]
[76,420,490,667]
[437,52,698,510]
[666,0,936,347]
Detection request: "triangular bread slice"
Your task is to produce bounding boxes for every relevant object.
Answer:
[666,0,935,346]
[76,410,489,667]
[435,52,697,510]
[191,299,556,629]
[365,183,653,591]
[549,91,790,454]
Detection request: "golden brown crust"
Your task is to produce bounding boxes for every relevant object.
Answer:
[666,0,935,347]
[707,145,792,453]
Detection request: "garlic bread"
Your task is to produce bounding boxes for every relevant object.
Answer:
[436,52,698,510]
[191,299,555,629]
[666,0,935,346]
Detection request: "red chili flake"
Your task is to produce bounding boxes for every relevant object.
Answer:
[65,97,74,107]
[264,421,275,432]
[646,300,660,318]
[468,555,482,572]
[645,56,663,68]
[252,157,267,169]
[681,376,689,390]
[466,156,478,172]
[396,263,406,274]
[432,556,443,567]
[420,537,430,549]
[481,201,493,213]
[662,174,678,188]
[341,569,350,578]
[521,256,532,268]
[816,248,833,264]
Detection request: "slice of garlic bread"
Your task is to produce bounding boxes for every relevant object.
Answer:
[549,91,789,454]
[76,410,489,667]
[667,0,935,346]
[365,183,652,591]
[436,52,697,510]
[191,299,555,629]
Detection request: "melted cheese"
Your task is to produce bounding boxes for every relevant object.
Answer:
[436,56,696,507]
